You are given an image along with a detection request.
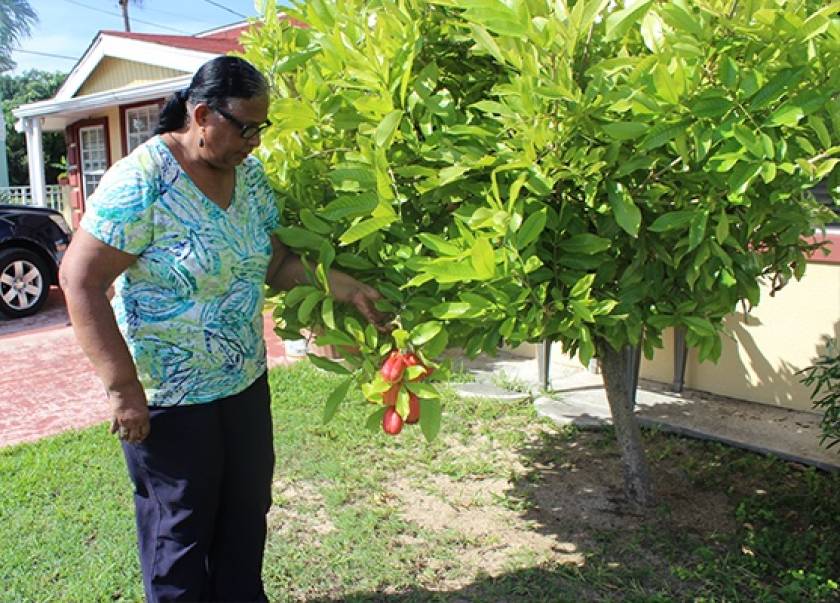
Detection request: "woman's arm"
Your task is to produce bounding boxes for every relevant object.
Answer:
[59,229,150,443]
[265,235,390,330]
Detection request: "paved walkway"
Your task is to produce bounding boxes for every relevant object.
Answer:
[458,351,839,472]
[0,288,294,448]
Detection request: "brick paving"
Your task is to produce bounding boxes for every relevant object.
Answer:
[0,288,294,448]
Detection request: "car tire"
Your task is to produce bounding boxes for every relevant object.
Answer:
[0,248,51,319]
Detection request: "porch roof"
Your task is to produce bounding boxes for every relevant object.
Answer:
[12,75,192,133]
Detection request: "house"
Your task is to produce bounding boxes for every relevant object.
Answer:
[11,23,250,228]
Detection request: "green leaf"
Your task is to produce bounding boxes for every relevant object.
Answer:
[321,297,336,330]
[277,226,327,251]
[318,241,335,270]
[558,234,611,255]
[322,377,352,423]
[307,353,351,375]
[321,193,379,221]
[374,110,402,148]
[689,210,708,251]
[300,209,332,235]
[417,233,461,256]
[607,181,641,237]
[419,398,441,442]
[808,116,832,149]
[422,260,480,284]
[430,302,482,319]
[366,407,387,432]
[471,238,495,279]
[329,167,377,191]
[570,299,594,323]
[733,124,764,158]
[272,48,321,73]
[748,68,804,110]
[659,2,703,37]
[391,329,411,350]
[639,121,689,151]
[727,162,762,195]
[336,253,375,270]
[769,103,805,127]
[691,95,733,119]
[602,121,648,141]
[715,211,729,244]
[516,208,547,249]
[682,316,716,337]
[578,326,594,366]
[410,321,443,346]
[648,211,693,232]
[339,217,395,245]
[405,381,440,399]
[653,64,680,104]
[298,290,323,324]
[720,57,739,90]
[468,23,505,64]
[315,330,356,347]
[284,285,318,308]
[570,273,596,298]
[422,327,449,358]
[605,0,653,41]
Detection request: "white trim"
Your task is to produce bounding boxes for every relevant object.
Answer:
[54,33,217,101]
[124,102,161,154]
[13,75,192,121]
[79,125,107,200]
[22,118,47,207]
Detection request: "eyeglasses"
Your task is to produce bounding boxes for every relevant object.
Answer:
[214,107,272,139]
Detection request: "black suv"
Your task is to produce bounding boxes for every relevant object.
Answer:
[0,204,72,318]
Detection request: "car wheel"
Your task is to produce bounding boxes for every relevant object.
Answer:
[0,248,51,319]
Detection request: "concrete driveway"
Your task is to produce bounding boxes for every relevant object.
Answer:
[0,288,293,448]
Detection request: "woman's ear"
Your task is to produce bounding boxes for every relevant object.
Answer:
[192,102,212,127]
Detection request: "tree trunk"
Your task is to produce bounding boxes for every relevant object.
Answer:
[119,0,131,32]
[597,338,655,507]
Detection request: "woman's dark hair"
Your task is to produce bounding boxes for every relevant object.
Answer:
[155,56,268,135]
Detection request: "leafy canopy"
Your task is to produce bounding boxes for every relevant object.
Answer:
[243,0,839,379]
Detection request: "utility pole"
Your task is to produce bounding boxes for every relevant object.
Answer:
[119,0,131,32]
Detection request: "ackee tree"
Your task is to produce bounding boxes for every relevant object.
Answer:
[243,0,839,505]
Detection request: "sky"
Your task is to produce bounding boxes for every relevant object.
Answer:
[11,0,270,75]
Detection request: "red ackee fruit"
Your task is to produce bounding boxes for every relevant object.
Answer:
[383,383,400,406]
[380,350,406,383]
[403,352,431,381]
[406,393,420,424]
[382,406,403,435]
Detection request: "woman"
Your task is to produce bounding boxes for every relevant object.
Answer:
[59,56,386,602]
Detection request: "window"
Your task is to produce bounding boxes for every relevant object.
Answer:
[125,104,160,153]
[79,125,107,199]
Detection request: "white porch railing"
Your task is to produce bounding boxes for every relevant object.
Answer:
[0,185,65,213]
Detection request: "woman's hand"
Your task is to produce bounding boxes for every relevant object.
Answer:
[108,382,150,444]
[345,282,392,333]
[266,237,392,331]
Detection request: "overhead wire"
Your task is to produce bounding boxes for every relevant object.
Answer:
[201,0,248,19]
[12,49,78,61]
[58,0,192,34]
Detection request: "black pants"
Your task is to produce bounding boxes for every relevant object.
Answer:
[121,372,274,603]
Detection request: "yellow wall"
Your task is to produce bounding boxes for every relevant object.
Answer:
[105,106,123,162]
[640,262,840,411]
[77,57,187,96]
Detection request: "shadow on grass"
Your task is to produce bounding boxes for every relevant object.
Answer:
[314,426,839,602]
[307,565,604,602]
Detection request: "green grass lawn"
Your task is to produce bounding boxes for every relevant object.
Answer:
[1,362,838,602]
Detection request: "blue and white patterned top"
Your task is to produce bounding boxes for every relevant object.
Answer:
[80,135,281,406]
